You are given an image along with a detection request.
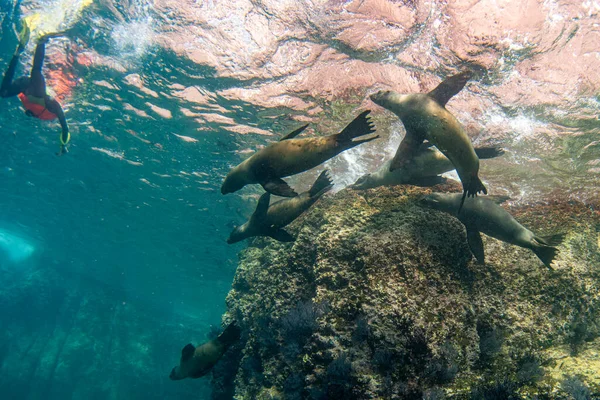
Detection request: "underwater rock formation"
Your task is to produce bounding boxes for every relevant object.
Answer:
[214,185,600,399]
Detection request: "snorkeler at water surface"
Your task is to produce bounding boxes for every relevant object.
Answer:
[0,21,70,155]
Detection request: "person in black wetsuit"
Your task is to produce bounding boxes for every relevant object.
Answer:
[0,26,70,155]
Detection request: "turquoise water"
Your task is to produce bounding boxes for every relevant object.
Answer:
[0,0,599,399]
[0,1,247,398]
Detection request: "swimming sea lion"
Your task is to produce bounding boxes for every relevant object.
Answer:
[227,170,333,244]
[352,145,504,190]
[221,111,377,197]
[370,71,485,212]
[169,321,241,380]
[421,193,565,268]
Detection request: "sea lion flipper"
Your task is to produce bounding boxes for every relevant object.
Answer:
[531,244,559,269]
[459,175,487,212]
[251,192,271,220]
[428,70,472,107]
[531,233,565,269]
[309,170,333,198]
[536,233,566,247]
[217,321,242,346]
[337,110,376,143]
[466,226,485,264]
[181,343,195,362]
[280,124,309,141]
[389,133,423,172]
[266,228,295,242]
[474,146,505,160]
[261,178,298,197]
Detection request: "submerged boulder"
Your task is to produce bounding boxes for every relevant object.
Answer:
[213,185,600,399]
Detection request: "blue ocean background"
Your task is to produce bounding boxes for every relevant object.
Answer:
[0,1,250,398]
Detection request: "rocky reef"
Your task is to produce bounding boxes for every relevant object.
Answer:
[213,184,600,399]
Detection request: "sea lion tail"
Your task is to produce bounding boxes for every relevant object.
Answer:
[474,146,505,160]
[531,233,566,269]
[217,321,241,347]
[336,110,378,146]
[309,170,334,198]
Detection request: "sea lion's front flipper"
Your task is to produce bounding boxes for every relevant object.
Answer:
[181,343,195,362]
[261,178,298,197]
[466,226,485,264]
[390,132,423,172]
[405,175,446,187]
[309,170,334,198]
[428,71,472,107]
[280,124,309,141]
[251,192,271,220]
[266,228,295,242]
[458,175,487,213]
[474,146,505,160]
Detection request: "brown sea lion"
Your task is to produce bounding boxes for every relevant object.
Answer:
[221,111,377,197]
[227,170,333,243]
[352,144,504,190]
[421,193,565,268]
[370,71,485,212]
[169,321,241,380]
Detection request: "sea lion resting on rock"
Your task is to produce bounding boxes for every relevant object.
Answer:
[227,170,333,244]
[352,144,504,190]
[421,193,565,268]
[169,321,241,380]
[221,111,377,197]
[370,71,485,212]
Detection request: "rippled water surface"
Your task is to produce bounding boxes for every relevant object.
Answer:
[0,0,598,398]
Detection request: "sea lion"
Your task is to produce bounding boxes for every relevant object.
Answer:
[352,145,504,190]
[227,170,333,244]
[420,193,565,268]
[221,111,377,197]
[169,321,241,380]
[370,71,485,212]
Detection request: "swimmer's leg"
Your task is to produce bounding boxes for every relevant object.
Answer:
[29,38,47,98]
[0,50,30,98]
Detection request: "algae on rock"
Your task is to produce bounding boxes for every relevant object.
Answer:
[213,185,600,399]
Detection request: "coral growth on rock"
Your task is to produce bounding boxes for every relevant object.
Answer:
[213,184,600,399]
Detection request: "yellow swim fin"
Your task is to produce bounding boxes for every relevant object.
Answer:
[17,16,33,48]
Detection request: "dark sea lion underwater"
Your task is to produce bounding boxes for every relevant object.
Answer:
[352,144,504,190]
[169,321,241,380]
[421,193,566,268]
[221,111,377,197]
[227,170,334,244]
[370,71,486,212]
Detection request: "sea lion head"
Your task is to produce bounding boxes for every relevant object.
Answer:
[169,366,185,381]
[420,193,456,213]
[227,225,247,244]
[351,174,374,190]
[370,90,422,117]
[221,171,246,195]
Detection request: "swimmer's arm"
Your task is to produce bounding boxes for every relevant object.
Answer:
[46,99,70,155]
